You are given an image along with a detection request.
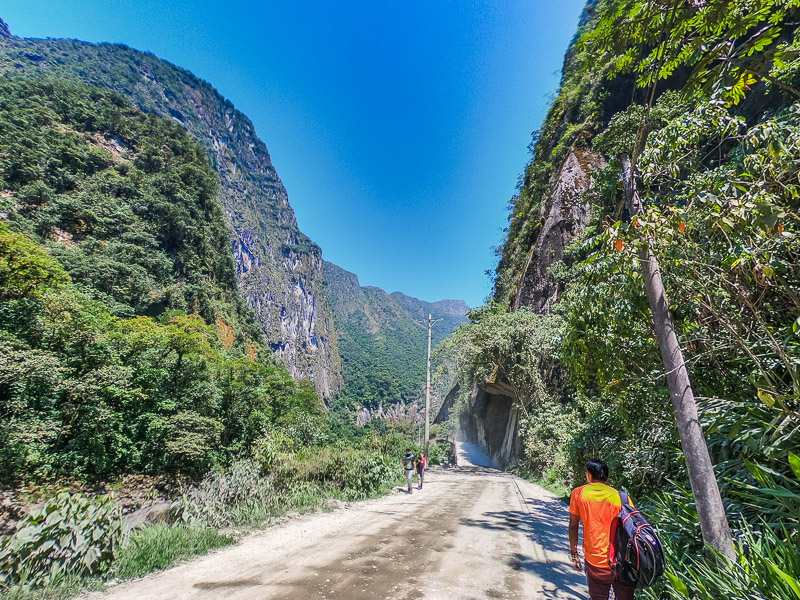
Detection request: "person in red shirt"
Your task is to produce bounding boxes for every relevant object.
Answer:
[568,458,635,600]
[415,452,426,489]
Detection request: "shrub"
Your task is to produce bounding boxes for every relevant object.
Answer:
[519,400,576,478]
[251,431,295,476]
[179,460,275,528]
[277,411,331,447]
[426,439,449,465]
[291,447,398,500]
[0,493,122,590]
[644,486,800,600]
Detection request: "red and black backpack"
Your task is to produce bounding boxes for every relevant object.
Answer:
[609,491,666,589]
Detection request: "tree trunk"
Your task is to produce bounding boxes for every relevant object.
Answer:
[619,154,735,561]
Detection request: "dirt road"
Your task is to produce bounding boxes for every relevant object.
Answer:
[88,445,586,599]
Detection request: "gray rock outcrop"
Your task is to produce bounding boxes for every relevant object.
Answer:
[513,145,604,312]
[458,144,603,467]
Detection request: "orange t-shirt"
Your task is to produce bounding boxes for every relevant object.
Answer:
[569,482,633,568]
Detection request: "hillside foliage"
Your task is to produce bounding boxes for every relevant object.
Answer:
[0,81,431,594]
[0,19,342,397]
[324,261,467,415]
[447,1,800,598]
[0,80,314,482]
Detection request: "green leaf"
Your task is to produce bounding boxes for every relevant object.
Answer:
[789,452,800,482]
[44,509,63,526]
[666,571,691,597]
[768,561,800,599]
[758,389,775,407]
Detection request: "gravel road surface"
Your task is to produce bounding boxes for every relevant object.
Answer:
[87,444,586,599]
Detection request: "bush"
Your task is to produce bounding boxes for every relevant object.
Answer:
[277,411,331,447]
[519,400,577,478]
[0,493,122,590]
[180,460,275,528]
[644,486,800,600]
[426,439,449,465]
[282,447,398,501]
[338,450,397,500]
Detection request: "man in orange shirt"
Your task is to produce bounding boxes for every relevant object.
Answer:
[568,458,635,600]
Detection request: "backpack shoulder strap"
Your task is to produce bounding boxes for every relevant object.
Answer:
[619,490,630,507]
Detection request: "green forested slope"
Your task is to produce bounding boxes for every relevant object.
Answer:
[0,17,342,397]
[0,80,317,481]
[0,84,426,596]
[324,261,468,411]
[451,1,800,597]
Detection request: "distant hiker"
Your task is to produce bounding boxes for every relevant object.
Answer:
[568,458,636,600]
[415,452,426,489]
[402,448,415,494]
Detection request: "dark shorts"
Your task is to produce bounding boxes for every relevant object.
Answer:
[585,562,635,600]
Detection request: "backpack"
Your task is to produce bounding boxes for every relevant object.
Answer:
[609,491,665,589]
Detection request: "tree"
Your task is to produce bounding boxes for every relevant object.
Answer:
[574,0,800,563]
[0,224,70,300]
[619,153,735,561]
[581,0,800,104]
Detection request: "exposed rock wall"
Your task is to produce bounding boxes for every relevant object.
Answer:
[0,21,342,396]
[459,144,603,465]
[513,145,604,312]
[459,384,520,468]
[434,384,460,425]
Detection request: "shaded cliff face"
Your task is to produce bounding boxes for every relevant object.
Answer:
[452,145,602,467]
[324,261,468,412]
[513,146,604,312]
[0,19,341,396]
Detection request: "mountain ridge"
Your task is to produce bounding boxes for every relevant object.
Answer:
[0,17,342,396]
[324,260,468,409]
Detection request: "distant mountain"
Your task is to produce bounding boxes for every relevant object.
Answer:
[323,261,469,409]
[0,17,342,396]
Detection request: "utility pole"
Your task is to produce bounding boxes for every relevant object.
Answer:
[423,313,442,459]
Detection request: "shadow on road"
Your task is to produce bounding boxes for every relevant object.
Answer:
[195,578,263,590]
[460,493,586,599]
[509,552,586,599]
[460,504,567,555]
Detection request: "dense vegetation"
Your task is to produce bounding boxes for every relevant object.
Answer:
[447,1,800,598]
[0,18,342,397]
[0,78,283,480]
[324,261,467,416]
[0,81,428,595]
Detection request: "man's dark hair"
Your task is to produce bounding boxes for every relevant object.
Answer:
[405,448,411,453]
[586,458,609,482]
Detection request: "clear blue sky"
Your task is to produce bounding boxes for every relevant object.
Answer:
[2,1,587,308]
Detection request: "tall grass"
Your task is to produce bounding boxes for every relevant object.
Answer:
[0,575,105,600]
[0,441,411,599]
[113,523,235,580]
[640,394,800,600]
[643,486,800,600]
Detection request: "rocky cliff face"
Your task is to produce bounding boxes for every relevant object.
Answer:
[458,147,602,467]
[513,145,604,312]
[456,0,604,465]
[0,19,342,396]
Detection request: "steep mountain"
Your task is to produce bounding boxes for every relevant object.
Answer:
[0,79,318,480]
[323,261,468,411]
[0,17,341,396]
